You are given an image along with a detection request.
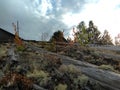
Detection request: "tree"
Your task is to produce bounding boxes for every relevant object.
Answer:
[12,22,23,47]
[74,20,101,46]
[41,32,49,41]
[87,21,101,44]
[75,21,89,45]
[100,30,113,45]
[50,30,67,43]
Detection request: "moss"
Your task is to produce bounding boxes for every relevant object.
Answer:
[0,46,7,57]
[54,83,67,90]
[59,64,80,74]
[16,46,25,52]
[27,69,49,78]
[98,65,114,71]
[39,77,50,87]
[77,75,89,87]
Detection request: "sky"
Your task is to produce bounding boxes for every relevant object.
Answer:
[0,0,120,42]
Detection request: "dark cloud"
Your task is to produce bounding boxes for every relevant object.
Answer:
[0,0,86,40]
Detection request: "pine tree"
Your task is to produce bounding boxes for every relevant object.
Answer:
[74,20,101,46]
[100,30,113,45]
[87,21,101,44]
[50,30,67,43]
[76,21,89,45]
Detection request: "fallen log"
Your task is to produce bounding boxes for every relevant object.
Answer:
[26,44,120,90]
[59,55,120,90]
[33,84,47,90]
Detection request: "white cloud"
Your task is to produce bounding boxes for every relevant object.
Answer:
[0,0,68,40]
[62,0,120,43]
[36,0,53,16]
[0,0,119,42]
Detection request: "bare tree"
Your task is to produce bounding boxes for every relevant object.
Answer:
[41,32,49,41]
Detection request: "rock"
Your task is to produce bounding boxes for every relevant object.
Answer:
[7,45,19,61]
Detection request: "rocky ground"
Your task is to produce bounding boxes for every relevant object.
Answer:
[62,45,120,73]
[0,42,120,90]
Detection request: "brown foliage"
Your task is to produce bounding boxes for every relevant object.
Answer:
[43,54,62,67]
[14,32,23,46]
[12,22,23,47]
[0,72,33,89]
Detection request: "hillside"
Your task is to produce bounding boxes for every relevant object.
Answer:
[0,42,120,90]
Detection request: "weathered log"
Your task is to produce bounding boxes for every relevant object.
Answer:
[59,55,120,90]
[26,44,120,90]
[33,84,47,90]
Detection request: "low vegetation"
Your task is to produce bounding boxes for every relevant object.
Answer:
[0,42,116,90]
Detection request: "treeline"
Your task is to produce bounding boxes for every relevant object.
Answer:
[73,20,113,45]
[50,20,113,46]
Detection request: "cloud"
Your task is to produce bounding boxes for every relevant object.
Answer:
[60,0,85,13]
[82,0,120,40]
[62,0,120,43]
[0,0,87,40]
[1,0,119,42]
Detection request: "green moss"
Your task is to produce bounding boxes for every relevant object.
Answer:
[27,69,49,78]
[54,83,67,90]
[98,65,114,71]
[77,75,89,86]
[59,64,80,74]
[0,46,7,57]
[16,46,25,51]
